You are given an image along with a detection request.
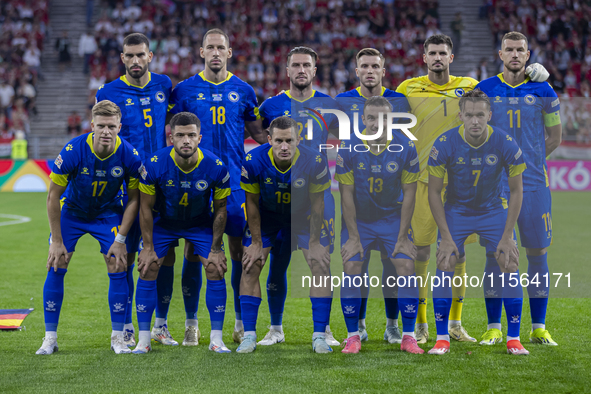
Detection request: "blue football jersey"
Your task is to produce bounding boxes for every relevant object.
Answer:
[427,125,526,212]
[139,147,231,230]
[95,72,172,160]
[476,74,561,191]
[336,87,410,147]
[258,90,340,153]
[168,71,259,191]
[335,131,419,221]
[50,133,142,220]
[240,143,331,220]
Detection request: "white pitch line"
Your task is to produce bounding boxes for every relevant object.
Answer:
[0,214,32,227]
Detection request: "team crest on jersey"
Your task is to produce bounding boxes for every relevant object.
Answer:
[96,170,106,177]
[241,166,248,179]
[278,182,289,189]
[111,166,123,177]
[196,180,208,190]
[126,98,134,106]
[54,154,63,169]
[485,154,498,165]
[430,146,439,160]
[265,177,273,185]
[166,179,175,187]
[457,157,465,165]
[228,91,240,102]
[471,158,481,166]
[494,96,502,103]
[524,94,536,105]
[455,88,465,97]
[336,154,344,167]
[371,165,382,173]
[181,181,191,188]
[386,161,398,173]
[293,178,306,188]
[212,94,223,102]
[140,97,151,106]
[357,162,366,170]
[156,91,166,103]
[509,97,519,105]
[196,93,206,101]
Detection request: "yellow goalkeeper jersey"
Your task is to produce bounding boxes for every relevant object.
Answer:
[396,75,479,183]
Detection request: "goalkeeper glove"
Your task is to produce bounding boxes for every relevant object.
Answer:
[525,63,549,82]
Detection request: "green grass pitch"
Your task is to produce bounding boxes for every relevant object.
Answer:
[0,192,590,393]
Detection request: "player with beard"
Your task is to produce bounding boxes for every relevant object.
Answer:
[396,34,549,344]
[336,48,410,344]
[96,33,173,348]
[168,29,268,345]
[134,112,232,354]
[256,47,339,347]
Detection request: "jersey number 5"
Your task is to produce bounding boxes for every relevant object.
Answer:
[144,108,153,128]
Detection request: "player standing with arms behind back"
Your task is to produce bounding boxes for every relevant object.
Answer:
[96,33,173,347]
[476,31,562,346]
[168,28,268,343]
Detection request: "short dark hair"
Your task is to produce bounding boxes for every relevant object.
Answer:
[363,96,393,115]
[287,46,318,66]
[123,33,150,49]
[170,112,201,131]
[502,31,528,48]
[356,48,385,66]
[458,88,490,111]
[269,116,297,136]
[202,28,230,48]
[424,34,453,53]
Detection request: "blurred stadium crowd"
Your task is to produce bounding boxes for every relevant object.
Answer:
[0,0,590,149]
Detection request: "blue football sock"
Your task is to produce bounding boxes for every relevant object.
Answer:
[433,269,453,336]
[527,254,549,325]
[382,258,399,319]
[341,274,362,333]
[267,242,291,326]
[136,278,157,332]
[182,257,202,320]
[155,265,174,320]
[108,272,129,332]
[125,264,135,325]
[484,255,503,325]
[206,279,226,331]
[231,259,242,320]
[43,268,67,332]
[398,274,419,334]
[240,295,261,332]
[310,297,332,333]
[504,271,524,338]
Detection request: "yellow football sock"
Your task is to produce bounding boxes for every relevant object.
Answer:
[450,261,466,321]
[415,260,429,324]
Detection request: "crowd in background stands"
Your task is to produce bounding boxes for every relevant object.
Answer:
[484,0,591,143]
[0,0,47,142]
[86,0,439,104]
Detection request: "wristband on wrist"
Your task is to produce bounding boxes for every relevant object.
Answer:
[115,234,127,244]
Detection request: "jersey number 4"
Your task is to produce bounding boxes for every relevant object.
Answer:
[179,193,189,206]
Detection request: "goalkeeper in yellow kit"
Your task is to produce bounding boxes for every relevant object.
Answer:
[396,34,549,344]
